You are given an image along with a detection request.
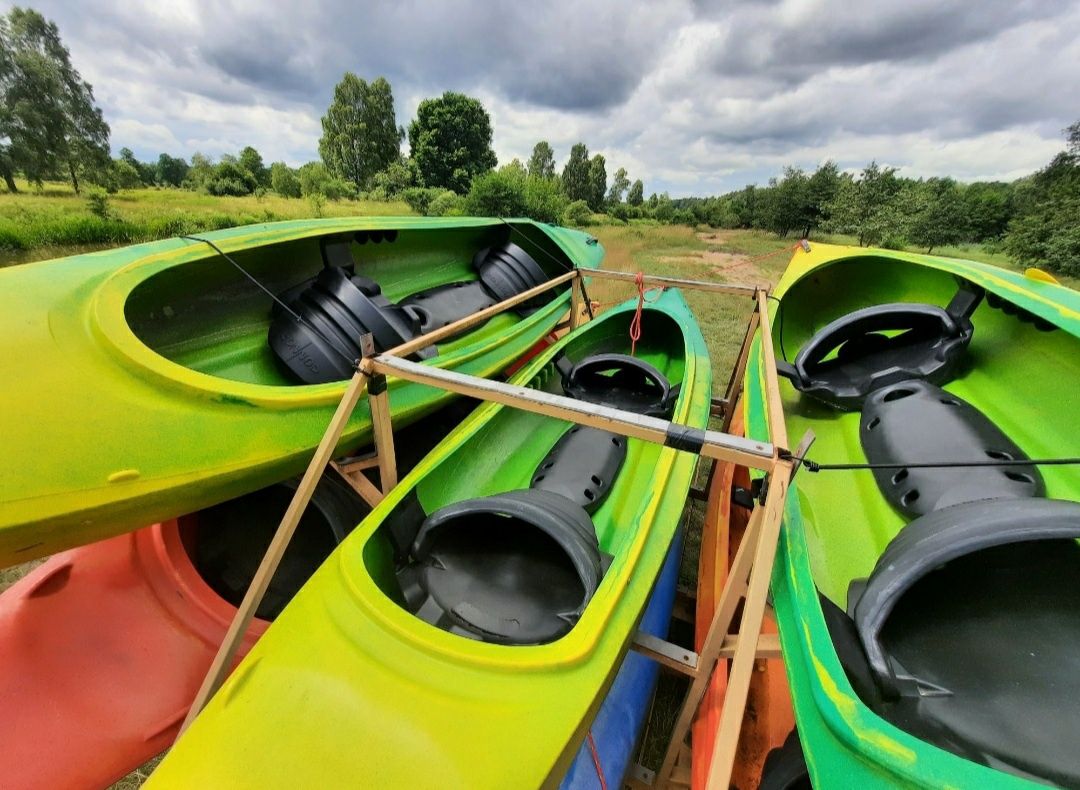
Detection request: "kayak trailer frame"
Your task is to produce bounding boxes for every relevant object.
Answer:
[178,262,806,790]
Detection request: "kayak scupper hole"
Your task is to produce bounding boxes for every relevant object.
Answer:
[883,388,915,402]
[892,469,909,485]
[591,475,602,486]
[534,475,546,483]
[940,397,961,406]
[584,489,595,501]
[543,462,554,470]
[611,437,621,447]
[986,449,1014,461]
[867,417,881,431]
[1004,470,1035,484]
[570,427,580,434]
[901,489,921,507]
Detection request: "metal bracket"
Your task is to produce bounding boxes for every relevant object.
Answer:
[631,631,700,677]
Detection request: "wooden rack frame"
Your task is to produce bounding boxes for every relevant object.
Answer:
[178,265,798,790]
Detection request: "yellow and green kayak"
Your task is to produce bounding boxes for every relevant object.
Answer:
[0,217,600,565]
[745,243,1080,787]
[149,288,712,788]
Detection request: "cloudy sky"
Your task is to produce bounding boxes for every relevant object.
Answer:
[10,0,1080,196]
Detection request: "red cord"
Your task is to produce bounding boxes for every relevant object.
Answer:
[586,731,608,790]
[629,271,664,356]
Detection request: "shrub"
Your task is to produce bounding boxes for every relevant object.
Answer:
[270,162,302,198]
[368,159,421,199]
[563,199,592,227]
[322,177,357,201]
[609,203,629,223]
[112,160,143,190]
[523,176,567,224]
[672,209,696,227]
[466,170,527,217]
[298,162,331,197]
[204,160,257,196]
[427,190,466,217]
[403,186,451,215]
[85,188,111,219]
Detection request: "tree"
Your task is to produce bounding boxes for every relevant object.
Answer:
[909,178,968,253]
[111,159,142,189]
[465,168,527,217]
[185,152,214,190]
[155,153,189,187]
[804,161,841,236]
[298,161,331,197]
[117,147,154,185]
[1004,120,1080,276]
[0,8,110,193]
[367,157,420,200]
[528,141,556,180]
[962,182,1013,241]
[825,161,905,246]
[627,179,644,206]
[606,167,630,205]
[204,159,256,196]
[586,154,606,212]
[270,161,301,198]
[408,91,496,192]
[561,143,591,203]
[238,146,268,187]
[761,166,810,237]
[319,73,402,189]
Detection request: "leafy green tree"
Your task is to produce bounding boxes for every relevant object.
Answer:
[238,146,268,187]
[627,179,644,206]
[111,158,142,189]
[319,74,402,188]
[0,8,110,193]
[298,161,331,197]
[465,165,527,217]
[606,167,630,205]
[762,167,809,237]
[962,182,1013,241]
[156,153,189,187]
[561,143,591,203]
[563,199,592,226]
[427,190,465,217]
[408,91,496,192]
[523,174,567,223]
[1004,121,1080,276]
[653,193,675,223]
[826,161,904,246]
[586,154,606,211]
[269,162,301,198]
[185,152,214,189]
[528,141,556,180]
[804,161,841,236]
[909,178,968,253]
[118,147,154,185]
[205,159,256,196]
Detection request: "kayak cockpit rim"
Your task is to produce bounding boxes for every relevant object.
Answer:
[174,260,801,790]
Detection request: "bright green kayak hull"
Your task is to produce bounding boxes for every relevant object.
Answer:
[149,288,712,788]
[744,244,1080,787]
[0,217,600,566]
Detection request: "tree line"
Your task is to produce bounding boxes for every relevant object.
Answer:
[1,6,1077,276]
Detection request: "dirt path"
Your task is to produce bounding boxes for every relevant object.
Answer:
[656,230,771,285]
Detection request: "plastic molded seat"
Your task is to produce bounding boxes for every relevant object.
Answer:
[562,353,677,417]
[845,498,1080,785]
[860,380,1044,517]
[777,285,983,410]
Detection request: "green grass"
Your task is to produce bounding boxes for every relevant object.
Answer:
[0,179,412,265]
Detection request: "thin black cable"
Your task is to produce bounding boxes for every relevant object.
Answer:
[181,235,359,368]
[791,455,1080,473]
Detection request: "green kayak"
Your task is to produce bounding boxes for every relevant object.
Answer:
[148,288,712,788]
[0,217,600,566]
[745,243,1080,787]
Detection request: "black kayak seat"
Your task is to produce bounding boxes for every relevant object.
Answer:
[410,490,603,645]
[562,353,679,418]
[860,380,1044,517]
[270,239,551,384]
[845,498,1080,784]
[777,284,983,410]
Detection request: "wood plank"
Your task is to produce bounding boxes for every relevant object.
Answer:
[328,461,384,509]
[335,454,379,474]
[721,310,760,434]
[570,275,584,331]
[178,367,371,734]
[369,387,398,493]
[385,269,578,358]
[586,268,763,297]
[705,460,792,790]
[364,355,776,470]
[755,291,788,449]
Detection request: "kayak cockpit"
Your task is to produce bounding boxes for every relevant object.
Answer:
[124,222,575,386]
[773,255,1080,784]
[361,309,688,645]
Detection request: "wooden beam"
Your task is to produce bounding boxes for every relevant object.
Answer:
[721,309,760,434]
[178,366,371,734]
[586,268,763,297]
[755,290,788,449]
[705,460,792,790]
[334,453,379,475]
[569,275,584,331]
[631,632,782,679]
[363,355,776,470]
[329,461,384,509]
[385,269,578,358]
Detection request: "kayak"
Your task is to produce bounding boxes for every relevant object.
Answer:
[0,402,476,790]
[743,243,1080,787]
[0,217,600,565]
[148,287,712,788]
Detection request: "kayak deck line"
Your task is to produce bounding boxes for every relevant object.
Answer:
[171,261,800,790]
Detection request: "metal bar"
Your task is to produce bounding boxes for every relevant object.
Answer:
[385,269,578,358]
[586,268,763,297]
[364,356,776,470]
[632,632,700,677]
